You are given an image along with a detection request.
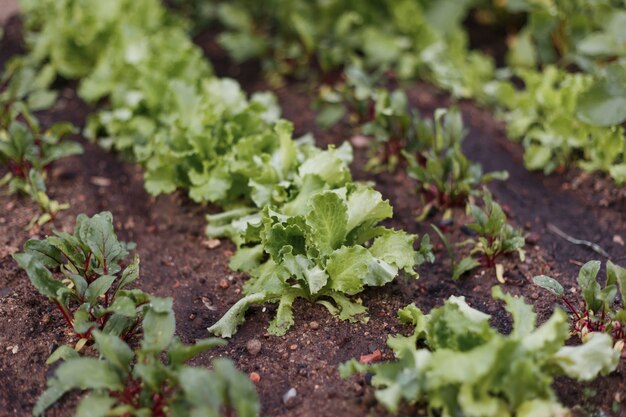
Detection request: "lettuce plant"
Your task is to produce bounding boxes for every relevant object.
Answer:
[534,260,626,344]
[341,287,619,416]
[207,145,433,337]
[13,212,148,340]
[36,304,259,417]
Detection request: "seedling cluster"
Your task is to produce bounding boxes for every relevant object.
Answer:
[535,261,626,345]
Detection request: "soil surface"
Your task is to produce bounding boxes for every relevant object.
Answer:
[1,15,626,417]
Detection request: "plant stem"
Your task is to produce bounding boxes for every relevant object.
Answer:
[53,299,74,329]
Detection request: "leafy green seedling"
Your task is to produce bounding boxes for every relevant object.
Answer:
[431,224,481,281]
[1,60,82,226]
[13,212,146,341]
[534,260,626,344]
[404,108,508,219]
[463,188,525,269]
[431,189,525,281]
[36,299,259,417]
[340,287,619,416]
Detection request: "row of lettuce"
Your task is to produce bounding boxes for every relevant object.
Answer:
[205,0,626,183]
[1,0,624,416]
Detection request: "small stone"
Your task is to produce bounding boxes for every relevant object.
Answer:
[41,314,50,325]
[90,176,111,187]
[249,372,261,383]
[188,313,196,321]
[289,344,298,351]
[282,388,297,407]
[531,292,538,300]
[219,279,229,289]
[613,235,625,246]
[246,339,262,356]
[309,321,320,330]
[202,239,221,249]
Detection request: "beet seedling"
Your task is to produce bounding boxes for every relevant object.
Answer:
[463,188,525,269]
[432,189,525,281]
[534,260,626,345]
[36,299,259,417]
[1,60,83,227]
[404,108,508,220]
[13,212,148,341]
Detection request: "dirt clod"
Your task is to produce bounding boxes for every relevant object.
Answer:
[246,339,262,356]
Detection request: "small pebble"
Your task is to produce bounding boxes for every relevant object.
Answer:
[188,313,196,321]
[202,239,221,249]
[282,388,297,407]
[219,279,229,289]
[246,339,262,356]
[289,344,298,351]
[309,321,320,330]
[249,372,261,383]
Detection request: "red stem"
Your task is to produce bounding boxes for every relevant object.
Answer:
[560,296,582,320]
[53,300,74,329]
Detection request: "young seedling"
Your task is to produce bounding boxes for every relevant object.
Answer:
[431,189,525,281]
[534,260,626,345]
[1,60,83,226]
[405,108,508,220]
[463,188,525,269]
[36,299,259,417]
[13,212,146,342]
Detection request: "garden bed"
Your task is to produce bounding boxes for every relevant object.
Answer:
[1,15,625,417]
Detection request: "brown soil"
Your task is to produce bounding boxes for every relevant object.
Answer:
[1,16,626,417]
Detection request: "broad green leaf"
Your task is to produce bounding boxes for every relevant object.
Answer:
[608,260,626,301]
[492,286,536,338]
[532,275,564,297]
[327,246,374,295]
[305,191,348,257]
[208,292,267,338]
[345,186,392,233]
[168,337,227,366]
[34,358,123,415]
[85,274,116,305]
[116,256,139,292]
[75,394,116,417]
[13,253,64,299]
[141,297,175,352]
[577,260,601,312]
[105,296,136,317]
[46,345,79,364]
[23,240,64,268]
[452,256,480,280]
[552,332,619,380]
[80,212,127,274]
[268,290,299,336]
[370,230,416,276]
[94,331,134,373]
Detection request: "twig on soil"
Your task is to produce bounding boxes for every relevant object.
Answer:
[547,223,610,258]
